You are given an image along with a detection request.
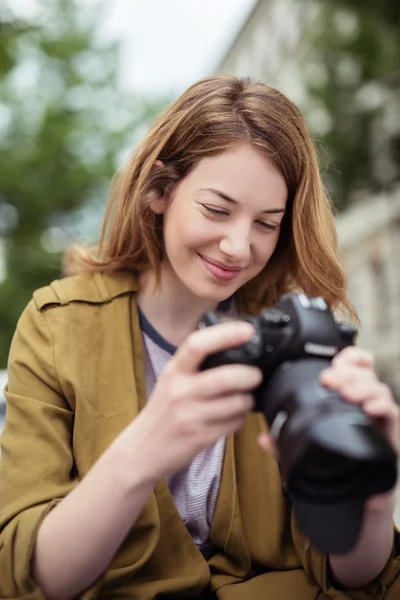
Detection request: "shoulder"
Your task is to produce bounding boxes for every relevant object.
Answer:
[32,270,139,312]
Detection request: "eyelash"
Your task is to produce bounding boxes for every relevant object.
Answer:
[203,205,278,231]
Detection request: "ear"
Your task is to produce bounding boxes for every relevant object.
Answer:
[150,196,166,215]
[149,160,168,214]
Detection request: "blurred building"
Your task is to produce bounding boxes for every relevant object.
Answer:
[337,191,400,399]
[218,0,316,107]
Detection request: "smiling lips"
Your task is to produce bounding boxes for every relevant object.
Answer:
[198,254,244,281]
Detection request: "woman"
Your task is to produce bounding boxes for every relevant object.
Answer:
[0,76,399,600]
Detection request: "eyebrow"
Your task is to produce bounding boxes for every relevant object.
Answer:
[200,188,285,214]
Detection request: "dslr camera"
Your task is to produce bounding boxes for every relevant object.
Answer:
[199,293,397,553]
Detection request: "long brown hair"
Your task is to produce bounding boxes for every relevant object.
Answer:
[64,75,356,320]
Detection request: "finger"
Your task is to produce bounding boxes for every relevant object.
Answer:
[331,346,374,369]
[324,376,396,420]
[201,393,255,423]
[173,321,255,373]
[211,415,247,437]
[164,393,253,442]
[193,403,251,441]
[325,378,389,405]
[187,414,248,448]
[258,432,279,460]
[363,397,400,452]
[363,394,400,421]
[193,364,262,398]
[320,365,376,389]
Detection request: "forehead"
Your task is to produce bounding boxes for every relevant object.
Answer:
[186,145,288,208]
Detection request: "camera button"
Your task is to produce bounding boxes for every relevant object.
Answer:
[261,309,290,326]
[245,333,262,357]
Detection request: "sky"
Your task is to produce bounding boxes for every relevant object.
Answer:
[7,0,257,96]
[6,0,257,97]
[99,0,257,97]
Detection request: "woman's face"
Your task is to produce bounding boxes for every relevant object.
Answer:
[153,144,288,304]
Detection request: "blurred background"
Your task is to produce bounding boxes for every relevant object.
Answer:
[0,0,399,518]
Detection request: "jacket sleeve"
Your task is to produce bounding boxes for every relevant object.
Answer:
[292,514,400,599]
[0,300,102,599]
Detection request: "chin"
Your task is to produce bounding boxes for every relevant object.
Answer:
[187,279,238,303]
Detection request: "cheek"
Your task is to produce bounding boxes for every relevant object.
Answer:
[166,210,214,246]
[253,234,280,265]
[162,211,201,256]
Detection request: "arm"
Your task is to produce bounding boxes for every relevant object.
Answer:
[32,417,157,600]
[1,301,260,599]
[1,301,158,600]
[321,347,400,588]
[264,345,400,596]
[33,319,260,599]
[328,491,396,588]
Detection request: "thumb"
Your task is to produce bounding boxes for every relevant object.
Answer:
[258,432,280,461]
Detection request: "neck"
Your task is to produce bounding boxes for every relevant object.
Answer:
[137,264,220,347]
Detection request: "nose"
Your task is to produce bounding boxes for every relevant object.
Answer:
[219,221,251,264]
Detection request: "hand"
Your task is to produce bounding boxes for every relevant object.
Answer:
[257,347,400,474]
[319,346,400,454]
[132,321,262,482]
[319,346,400,513]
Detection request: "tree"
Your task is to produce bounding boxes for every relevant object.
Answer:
[301,0,400,208]
[0,0,166,367]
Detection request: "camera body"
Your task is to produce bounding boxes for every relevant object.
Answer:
[200,292,356,409]
[199,293,397,553]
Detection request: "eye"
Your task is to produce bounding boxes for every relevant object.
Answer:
[256,220,279,232]
[203,205,229,217]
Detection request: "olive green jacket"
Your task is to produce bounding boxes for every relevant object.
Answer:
[0,271,399,599]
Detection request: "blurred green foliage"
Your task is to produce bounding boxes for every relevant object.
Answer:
[0,0,167,367]
[305,0,400,208]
